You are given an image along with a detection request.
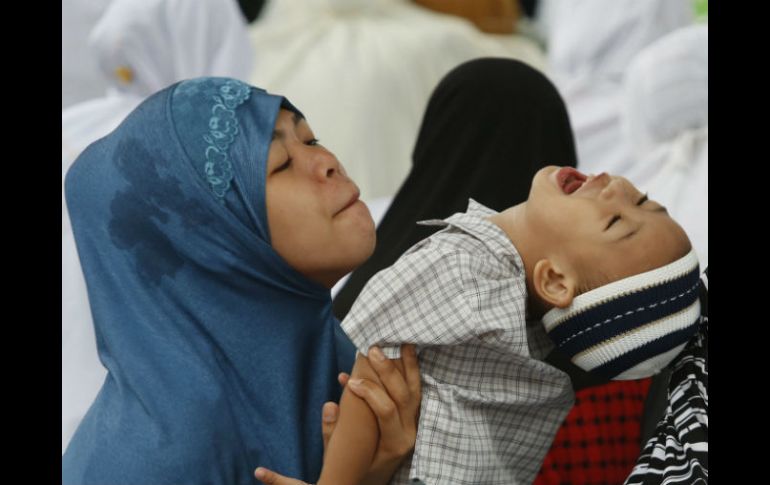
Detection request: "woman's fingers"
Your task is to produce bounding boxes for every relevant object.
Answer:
[254,467,308,485]
[400,344,422,417]
[367,346,411,411]
[347,378,397,422]
[321,401,339,453]
[347,378,410,455]
[348,346,422,476]
[338,372,350,388]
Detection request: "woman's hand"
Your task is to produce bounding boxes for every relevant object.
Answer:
[254,344,422,485]
[346,344,421,485]
[317,344,421,485]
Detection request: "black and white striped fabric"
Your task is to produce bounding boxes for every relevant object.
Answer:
[624,268,708,485]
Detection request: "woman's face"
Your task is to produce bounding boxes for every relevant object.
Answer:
[265,109,376,288]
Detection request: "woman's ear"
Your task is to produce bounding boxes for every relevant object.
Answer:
[532,259,578,309]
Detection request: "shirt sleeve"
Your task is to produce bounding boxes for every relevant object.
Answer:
[341,241,526,359]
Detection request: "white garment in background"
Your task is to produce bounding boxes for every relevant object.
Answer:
[62,0,254,453]
[62,0,112,109]
[620,25,708,267]
[248,0,547,200]
[543,0,693,176]
[89,0,254,97]
[621,25,708,162]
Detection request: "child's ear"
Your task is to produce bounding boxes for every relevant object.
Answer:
[532,259,578,309]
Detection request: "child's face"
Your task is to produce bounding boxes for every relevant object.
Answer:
[526,166,691,289]
[265,109,376,288]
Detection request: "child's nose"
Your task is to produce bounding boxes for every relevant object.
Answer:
[599,178,630,203]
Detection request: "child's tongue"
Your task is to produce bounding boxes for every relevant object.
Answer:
[564,179,584,194]
[555,167,588,194]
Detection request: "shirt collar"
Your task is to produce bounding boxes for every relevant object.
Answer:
[417,198,523,271]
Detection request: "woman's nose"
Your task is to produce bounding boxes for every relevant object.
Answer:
[312,150,345,182]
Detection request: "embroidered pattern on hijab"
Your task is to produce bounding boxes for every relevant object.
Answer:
[200,79,251,200]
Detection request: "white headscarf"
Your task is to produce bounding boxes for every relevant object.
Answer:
[620,24,708,267]
[89,0,254,96]
[62,0,254,454]
[62,0,112,109]
[543,0,693,176]
[546,0,693,81]
[621,25,708,161]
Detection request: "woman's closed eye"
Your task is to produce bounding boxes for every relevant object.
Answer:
[272,139,322,173]
[274,158,292,173]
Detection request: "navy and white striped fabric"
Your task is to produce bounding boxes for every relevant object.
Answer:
[543,249,701,380]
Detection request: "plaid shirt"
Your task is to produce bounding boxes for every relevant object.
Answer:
[342,200,574,485]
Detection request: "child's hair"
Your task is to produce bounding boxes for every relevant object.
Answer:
[543,249,701,380]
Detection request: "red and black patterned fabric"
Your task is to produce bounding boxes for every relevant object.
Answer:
[534,378,652,485]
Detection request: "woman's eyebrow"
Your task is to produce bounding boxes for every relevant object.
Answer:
[273,113,305,140]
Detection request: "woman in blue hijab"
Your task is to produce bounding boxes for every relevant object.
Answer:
[62,77,420,485]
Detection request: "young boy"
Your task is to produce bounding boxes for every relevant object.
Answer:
[320,166,702,485]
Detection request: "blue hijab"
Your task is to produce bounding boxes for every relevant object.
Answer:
[62,78,356,485]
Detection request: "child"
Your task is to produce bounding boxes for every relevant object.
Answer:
[319,165,701,485]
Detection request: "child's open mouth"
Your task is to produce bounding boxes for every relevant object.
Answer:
[555,167,588,194]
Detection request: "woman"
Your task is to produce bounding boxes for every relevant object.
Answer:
[62,77,419,484]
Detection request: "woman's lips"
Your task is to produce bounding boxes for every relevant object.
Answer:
[554,167,588,194]
[335,190,360,216]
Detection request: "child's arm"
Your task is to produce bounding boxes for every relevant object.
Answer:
[316,349,388,485]
[255,345,420,485]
